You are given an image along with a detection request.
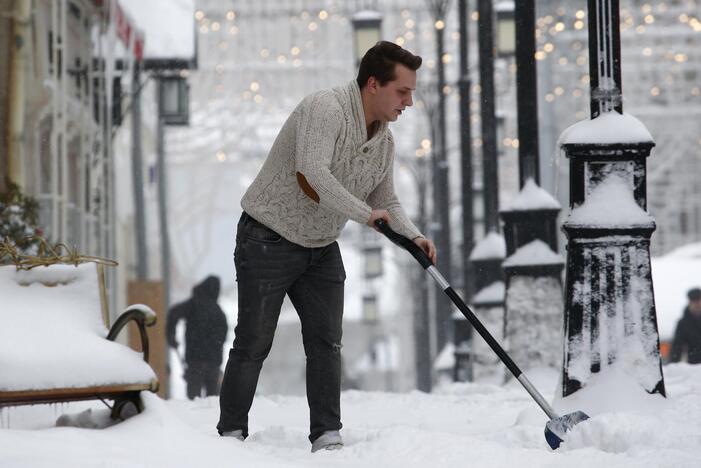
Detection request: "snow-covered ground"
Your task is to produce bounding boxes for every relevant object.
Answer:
[2,364,700,467]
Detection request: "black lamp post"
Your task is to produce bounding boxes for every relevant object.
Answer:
[455,0,474,382]
[477,0,499,234]
[513,0,538,186]
[559,0,665,397]
[426,0,453,356]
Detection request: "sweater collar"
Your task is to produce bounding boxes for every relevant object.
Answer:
[347,80,388,145]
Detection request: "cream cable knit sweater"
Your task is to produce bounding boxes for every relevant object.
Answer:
[241,80,423,248]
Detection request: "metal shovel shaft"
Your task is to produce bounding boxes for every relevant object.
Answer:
[426,264,559,420]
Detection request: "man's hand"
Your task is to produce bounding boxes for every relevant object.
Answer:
[367,209,390,231]
[414,237,437,265]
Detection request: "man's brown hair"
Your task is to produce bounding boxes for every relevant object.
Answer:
[356,41,422,89]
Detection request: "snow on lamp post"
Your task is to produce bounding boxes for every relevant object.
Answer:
[558,0,665,397]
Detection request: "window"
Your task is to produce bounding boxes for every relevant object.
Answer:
[363,295,378,323]
[364,246,383,278]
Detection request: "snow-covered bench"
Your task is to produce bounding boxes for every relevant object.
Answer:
[0,263,158,419]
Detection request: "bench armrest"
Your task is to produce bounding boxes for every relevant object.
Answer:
[106,304,157,362]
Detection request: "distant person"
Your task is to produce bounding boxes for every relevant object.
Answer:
[167,275,228,399]
[216,41,436,452]
[670,287,701,364]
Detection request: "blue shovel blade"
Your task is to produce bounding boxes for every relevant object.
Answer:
[544,410,590,449]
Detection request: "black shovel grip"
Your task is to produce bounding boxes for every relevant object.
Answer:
[374,219,433,268]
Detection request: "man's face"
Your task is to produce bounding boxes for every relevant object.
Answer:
[368,63,416,123]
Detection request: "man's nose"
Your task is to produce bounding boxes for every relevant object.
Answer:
[405,93,413,107]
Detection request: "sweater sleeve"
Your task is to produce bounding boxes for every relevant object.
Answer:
[366,150,423,241]
[294,94,373,225]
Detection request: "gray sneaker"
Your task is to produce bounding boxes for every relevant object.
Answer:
[221,429,245,441]
[311,430,343,453]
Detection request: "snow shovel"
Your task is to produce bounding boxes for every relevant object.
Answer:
[374,219,589,449]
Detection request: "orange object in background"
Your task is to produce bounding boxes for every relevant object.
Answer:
[659,341,671,361]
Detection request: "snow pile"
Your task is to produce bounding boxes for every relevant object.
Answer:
[566,174,654,227]
[503,179,561,211]
[559,111,654,145]
[554,363,667,418]
[0,264,155,391]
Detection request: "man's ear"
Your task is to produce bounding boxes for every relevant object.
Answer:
[367,76,378,94]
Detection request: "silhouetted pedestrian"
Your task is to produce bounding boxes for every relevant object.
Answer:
[670,287,701,364]
[167,275,228,399]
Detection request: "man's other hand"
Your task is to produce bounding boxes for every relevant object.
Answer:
[414,237,437,265]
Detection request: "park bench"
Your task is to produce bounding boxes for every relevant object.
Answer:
[0,242,159,419]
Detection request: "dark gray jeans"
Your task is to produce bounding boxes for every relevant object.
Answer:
[217,212,345,442]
